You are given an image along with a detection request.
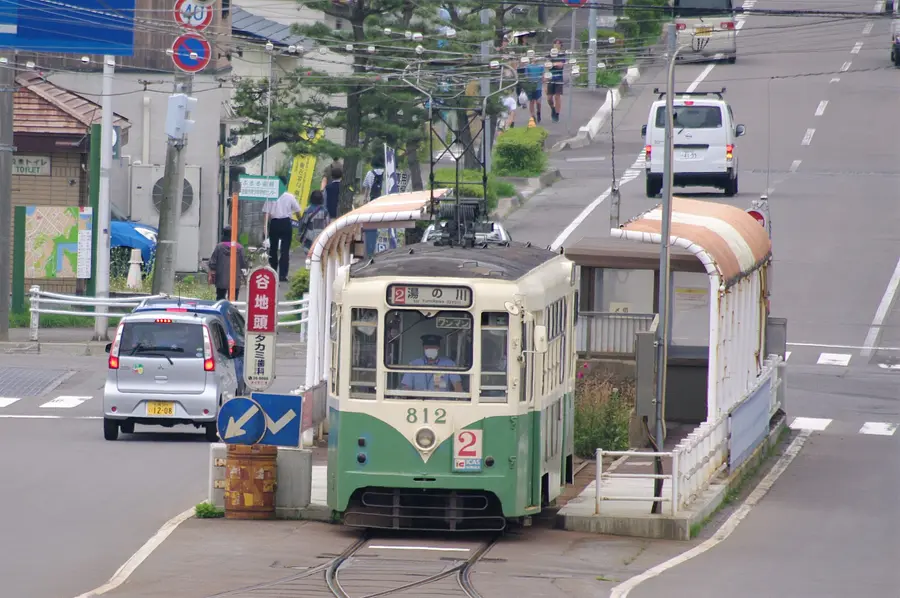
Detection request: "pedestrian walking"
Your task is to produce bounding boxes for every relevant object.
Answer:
[298,190,332,251]
[320,155,342,191]
[262,188,302,282]
[207,226,247,301]
[547,39,566,123]
[523,59,545,123]
[324,164,342,219]
[499,92,518,134]
[361,154,385,255]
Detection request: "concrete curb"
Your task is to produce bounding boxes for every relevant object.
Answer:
[490,168,562,220]
[552,66,641,152]
[558,414,789,540]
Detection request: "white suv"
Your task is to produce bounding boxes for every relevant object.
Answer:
[642,89,745,197]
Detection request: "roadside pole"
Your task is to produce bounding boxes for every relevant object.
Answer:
[655,23,678,453]
[0,55,13,342]
[587,7,597,91]
[567,10,576,133]
[94,55,116,340]
[152,73,194,295]
[480,8,492,173]
[229,192,238,301]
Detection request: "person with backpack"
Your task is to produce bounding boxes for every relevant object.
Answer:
[207,226,247,301]
[298,190,331,251]
[361,154,385,256]
[547,39,567,123]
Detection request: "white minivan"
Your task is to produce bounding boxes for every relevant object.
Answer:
[641,89,745,197]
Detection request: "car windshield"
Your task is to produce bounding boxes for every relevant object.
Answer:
[119,322,204,358]
[655,105,723,129]
[674,0,733,17]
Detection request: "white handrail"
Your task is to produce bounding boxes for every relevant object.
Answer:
[595,449,679,516]
[27,286,310,342]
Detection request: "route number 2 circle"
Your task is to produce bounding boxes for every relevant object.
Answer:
[456,431,477,457]
[392,286,407,304]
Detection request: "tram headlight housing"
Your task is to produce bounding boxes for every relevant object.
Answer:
[415,427,437,451]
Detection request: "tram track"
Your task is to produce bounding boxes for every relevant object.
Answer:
[204,533,497,598]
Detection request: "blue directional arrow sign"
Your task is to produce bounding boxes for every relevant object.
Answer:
[217,397,266,445]
[0,0,135,55]
[251,392,303,447]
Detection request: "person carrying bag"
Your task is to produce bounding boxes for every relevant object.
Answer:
[298,190,331,251]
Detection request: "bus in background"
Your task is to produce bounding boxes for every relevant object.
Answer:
[674,0,738,64]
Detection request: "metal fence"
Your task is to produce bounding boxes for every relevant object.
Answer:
[595,449,679,516]
[576,312,657,355]
[27,285,310,342]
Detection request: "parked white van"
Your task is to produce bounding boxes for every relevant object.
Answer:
[674,0,738,63]
[641,89,745,197]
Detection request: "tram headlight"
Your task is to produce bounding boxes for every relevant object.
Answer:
[415,427,436,451]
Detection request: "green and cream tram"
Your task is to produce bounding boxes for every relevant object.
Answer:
[326,242,577,531]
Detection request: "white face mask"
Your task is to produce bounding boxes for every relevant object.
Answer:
[424,348,439,360]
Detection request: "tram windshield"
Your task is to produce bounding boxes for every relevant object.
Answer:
[385,310,473,398]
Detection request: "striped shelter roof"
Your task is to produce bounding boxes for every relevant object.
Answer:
[612,197,772,286]
[309,190,448,261]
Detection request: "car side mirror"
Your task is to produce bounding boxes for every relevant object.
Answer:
[735,124,746,137]
[641,124,647,137]
[230,345,244,358]
[105,343,112,354]
[533,325,549,354]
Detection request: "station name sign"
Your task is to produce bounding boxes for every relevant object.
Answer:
[388,284,472,308]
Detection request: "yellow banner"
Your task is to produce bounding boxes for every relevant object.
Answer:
[288,154,317,214]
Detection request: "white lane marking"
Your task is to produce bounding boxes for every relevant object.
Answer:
[851,42,863,54]
[610,430,811,597]
[0,397,20,408]
[859,422,897,436]
[550,63,717,250]
[814,101,828,116]
[790,417,832,431]
[874,0,885,11]
[565,156,606,162]
[784,351,792,361]
[72,506,195,598]
[789,159,802,173]
[789,341,900,351]
[801,128,815,146]
[830,77,840,83]
[817,352,851,366]
[39,395,92,409]
[861,256,900,357]
[735,20,745,30]
[369,545,471,552]
[840,61,852,72]
[862,22,874,35]
[0,415,101,420]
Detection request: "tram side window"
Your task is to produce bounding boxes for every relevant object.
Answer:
[480,312,509,403]
[542,298,566,395]
[330,302,340,394]
[520,321,529,403]
[350,308,378,399]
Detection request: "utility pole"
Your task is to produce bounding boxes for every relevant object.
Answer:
[152,73,195,295]
[480,8,492,173]
[0,55,13,342]
[655,23,678,452]
[262,44,274,175]
[566,10,576,133]
[94,55,116,340]
[587,6,597,91]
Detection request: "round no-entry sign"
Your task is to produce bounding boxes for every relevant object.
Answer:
[746,209,766,227]
[174,0,214,31]
[171,32,212,73]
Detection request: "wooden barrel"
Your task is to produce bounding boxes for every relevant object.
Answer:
[224,444,277,520]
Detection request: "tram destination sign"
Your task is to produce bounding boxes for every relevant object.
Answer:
[388,284,472,308]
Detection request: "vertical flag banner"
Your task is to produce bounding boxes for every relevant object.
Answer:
[288,127,324,214]
[376,144,402,253]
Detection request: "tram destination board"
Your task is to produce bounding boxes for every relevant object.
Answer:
[388,284,472,308]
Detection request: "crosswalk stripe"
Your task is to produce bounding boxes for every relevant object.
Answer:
[859,422,897,436]
[39,396,92,409]
[0,398,20,408]
[817,352,852,366]
[789,417,832,431]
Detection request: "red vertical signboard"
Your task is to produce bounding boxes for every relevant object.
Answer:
[247,267,278,334]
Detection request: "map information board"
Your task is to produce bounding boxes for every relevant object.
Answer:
[24,206,93,279]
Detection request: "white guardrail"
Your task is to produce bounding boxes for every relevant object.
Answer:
[595,414,729,516]
[27,285,309,342]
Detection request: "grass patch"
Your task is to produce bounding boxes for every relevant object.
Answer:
[688,423,790,538]
[574,364,634,459]
[431,168,516,212]
[195,502,225,519]
[109,274,217,300]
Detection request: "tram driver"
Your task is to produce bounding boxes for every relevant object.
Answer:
[401,334,464,392]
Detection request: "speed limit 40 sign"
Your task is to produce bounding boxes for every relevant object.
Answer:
[174,0,215,31]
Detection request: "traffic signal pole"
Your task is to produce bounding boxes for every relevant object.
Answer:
[152,72,195,295]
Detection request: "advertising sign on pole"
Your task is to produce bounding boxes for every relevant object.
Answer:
[244,267,279,391]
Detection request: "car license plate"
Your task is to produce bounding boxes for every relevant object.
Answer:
[679,151,699,159]
[695,26,712,36]
[147,401,175,416]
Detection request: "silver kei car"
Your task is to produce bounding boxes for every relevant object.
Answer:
[102,310,243,441]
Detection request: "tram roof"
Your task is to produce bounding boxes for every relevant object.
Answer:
[613,197,772,287]
[349,241,562,281]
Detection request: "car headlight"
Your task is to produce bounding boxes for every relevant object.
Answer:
[415,427,436,451]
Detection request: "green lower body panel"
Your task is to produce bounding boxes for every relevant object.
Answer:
[327,409,540,525]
